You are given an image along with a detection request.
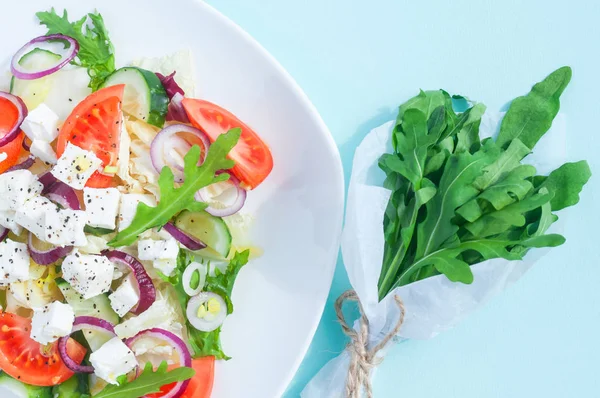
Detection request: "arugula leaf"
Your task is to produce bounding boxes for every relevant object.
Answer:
[84,225,114,236]
[472,138,530,191]
[393,234,566,287]
[537,160,591,211]
[167,249,250,360]
[94,361,194,398]
[496,66,572,150]
[463,189,554,238]
[397,90,446,127]
[36,8,116,91]
[109,129,241,247]
[456,163,536,222]
[415,142,496,259]
[454,103,486,154]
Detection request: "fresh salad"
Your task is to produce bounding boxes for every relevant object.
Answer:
[0,8,273,398]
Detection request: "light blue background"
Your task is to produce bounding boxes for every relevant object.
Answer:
[207,1,599,397]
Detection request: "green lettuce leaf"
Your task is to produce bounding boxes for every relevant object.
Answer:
[36,8,116,91]
[167,250,250,360]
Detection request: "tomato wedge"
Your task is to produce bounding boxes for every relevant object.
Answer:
[0,311,86,386]
[147,357,215,398]
[0,95,26,174]
[182,99,273,189]
[56,85,125,188]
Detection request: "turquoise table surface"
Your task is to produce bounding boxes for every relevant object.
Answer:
[207,1,599,397]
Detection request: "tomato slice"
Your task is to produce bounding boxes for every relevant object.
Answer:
[56,85,125,188]
[182,98,273,189]
[0,95,26,174]
[147,357,215,398]
[0,311,86,386]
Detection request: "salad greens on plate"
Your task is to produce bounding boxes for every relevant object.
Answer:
[0,8,273,398]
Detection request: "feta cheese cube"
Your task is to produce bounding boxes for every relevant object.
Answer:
[109,274,140,317]
[30,140,58,164]
[20,104,60,142]
[44,208,87,247]
[14,196,55,238]
[0,152,7,163]
[51,143,102,189]
[118,194,156,231]
[84,188,121,229]
[0,239,29,284]
[0,170,43,211]
[89,337,138,385]
[30,301,75,345]
[61,251,114,299]
[0,210,22,235]
[138,238,179,261]
[153,258,177,277]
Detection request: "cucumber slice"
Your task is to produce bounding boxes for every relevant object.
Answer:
[100,66,168,127]
[10,48,91,119]
[56,278,119,350]
[0,372,52,398]
[51,375,89,398]
[174,211,232,259]
[10,49,61,111]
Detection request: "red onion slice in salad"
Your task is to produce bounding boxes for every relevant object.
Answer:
[28,232,73,265]
[38,172,81,210]
[0,92,27,147]
[150,124,211,183]
[58,316,116,374]
[11,34,79,80]
[6,155,35,172]
[0,227,8,242]
[101,250,156,315]
[195,172,247,217]
[163,222,207,251]
[125,328,192,398]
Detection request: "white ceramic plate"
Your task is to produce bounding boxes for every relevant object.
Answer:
[0,1,344,397]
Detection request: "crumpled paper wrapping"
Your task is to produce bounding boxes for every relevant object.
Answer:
[302,113,566,398]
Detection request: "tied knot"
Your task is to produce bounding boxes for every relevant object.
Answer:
[335,290,405,398]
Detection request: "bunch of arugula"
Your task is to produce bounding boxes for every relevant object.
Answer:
[378,66,591,300]
[36,8,116,91]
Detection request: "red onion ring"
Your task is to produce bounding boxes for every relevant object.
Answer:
[28,232,73,265]
[150,124,210,183]
[22,138,31,151]
[195,172,247,217]
[166,93,190,123]
[125,328,192,398]
[0,227,8,242]
[0,92,27,147]
[58,316,116,374]
[38,172,81,210]
[6,155,35,172]
[164,136,191,172]
[101,250,156,315]
[11,34,79,80]
[163,222,207,251]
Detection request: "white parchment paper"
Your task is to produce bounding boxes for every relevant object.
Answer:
[302,113,566,398]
